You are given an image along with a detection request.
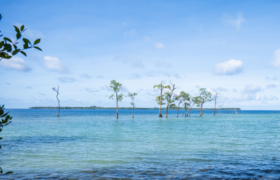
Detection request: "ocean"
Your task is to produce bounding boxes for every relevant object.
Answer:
[0,109,279,179]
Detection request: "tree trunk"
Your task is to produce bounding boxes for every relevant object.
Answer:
[177,109,179,117]
[200,103,203,116]
[56,92,60,117]
[132,106,134,118]
[166,106,168,118]
[187,107,189,117]
[184,108,186,117]
[116,99,118,119]
[219,110,221,115]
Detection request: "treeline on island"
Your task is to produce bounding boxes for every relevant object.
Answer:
[36,80,241,118]
[29,106,241,110]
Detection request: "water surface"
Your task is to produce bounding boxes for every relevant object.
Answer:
[1,109,280,179]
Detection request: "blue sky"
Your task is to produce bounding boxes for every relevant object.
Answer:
[1,0,280,109]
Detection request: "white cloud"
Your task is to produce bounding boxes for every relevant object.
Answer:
[271,49,280,68]
[223,12,245,31]
[242,85,262,94]
[58,77,76,83]
[85,88,99,93]
[113,55,145,69]
[43,56,69,73]
[80,73,91,79]
[0,57,32,72]
[215,59,243,75]
[154,42,165,49]
[266,84,277,89]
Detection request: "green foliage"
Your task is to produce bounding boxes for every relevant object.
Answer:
[128,92,137,107]
[0,14,42,61]
[0,105,13,174]
[109,80,124,102]
[198,88,212,103]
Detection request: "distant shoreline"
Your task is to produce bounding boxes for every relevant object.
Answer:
[29,107,241,110]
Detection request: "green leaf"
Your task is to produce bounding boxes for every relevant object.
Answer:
[20,51,27,56]
[33,46,42,51]
[20,25,25,31]
[16,32,21,39]
[4,171,13,174]
[13,44,17,50]
[12,49,20,55]
[14,26,20,34]
[0,41,4,48]
[23,44,29,49]
[22,38,31,45]
[34,39,41,45]
[0,137,2,140]
[3,44,12,52]
[3,37,12,43]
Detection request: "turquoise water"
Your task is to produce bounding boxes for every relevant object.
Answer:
[1,109,280,179]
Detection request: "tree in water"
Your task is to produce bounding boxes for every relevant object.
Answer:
[198,88,212,116]
[212,91,220,116]
[164,81,176,118]
[180,91,190,117]
[127,92,137,118]
[189,96,201,117]
[153,81,165,117]
[109,80,123,119]
[171,91,187,117]
[52,86,60,117]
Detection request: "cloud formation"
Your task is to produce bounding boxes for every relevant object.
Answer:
[223,12,245,31]
[114,55,145,69]
[215,59,243,75]
[154,42,165,49]
[271,48,280,68]
[85,88,99,93]
[58,77,76,83]
[242,85,262,94]
[80,73,91,79]
[0,57,32,72]
[266,84,277,89]
[43,56,69,73]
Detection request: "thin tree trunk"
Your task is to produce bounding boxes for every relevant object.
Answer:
[132,106,134,118]
[187,107,189,117]
[184,108,186,117]
[219,110,221,115]
[213,100,216,116]
[116,99,118,119]
[177,108,179,117]
[56,92,60,117]
[200,103,203,116]
[166,105,168,118]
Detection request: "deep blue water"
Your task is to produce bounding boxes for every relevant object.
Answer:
[0,109,280,179]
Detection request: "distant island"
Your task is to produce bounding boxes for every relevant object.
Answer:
[29,106,241,110]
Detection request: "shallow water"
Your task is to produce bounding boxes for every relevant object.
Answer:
[1,109,280,179]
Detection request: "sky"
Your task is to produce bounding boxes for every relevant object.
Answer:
[1,0,280,110]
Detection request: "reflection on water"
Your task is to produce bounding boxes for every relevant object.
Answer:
[0,109,280,179]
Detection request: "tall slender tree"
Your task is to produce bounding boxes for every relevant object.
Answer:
[109,80,123,119]
[180,91,190,117]
[164,81,176,118]
[52,86,60,117]
[189,96,201,117]
[153,81,165,117]
[171,91,187,117]
[198,88,212,116]
[212,91,220,116]
[127,92,137,118]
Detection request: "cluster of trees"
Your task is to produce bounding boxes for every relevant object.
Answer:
[108,80,224,119]
[154,81,214,118]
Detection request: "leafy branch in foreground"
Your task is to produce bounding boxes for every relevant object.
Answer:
[0,13,42,61]
[0,105,13,175]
